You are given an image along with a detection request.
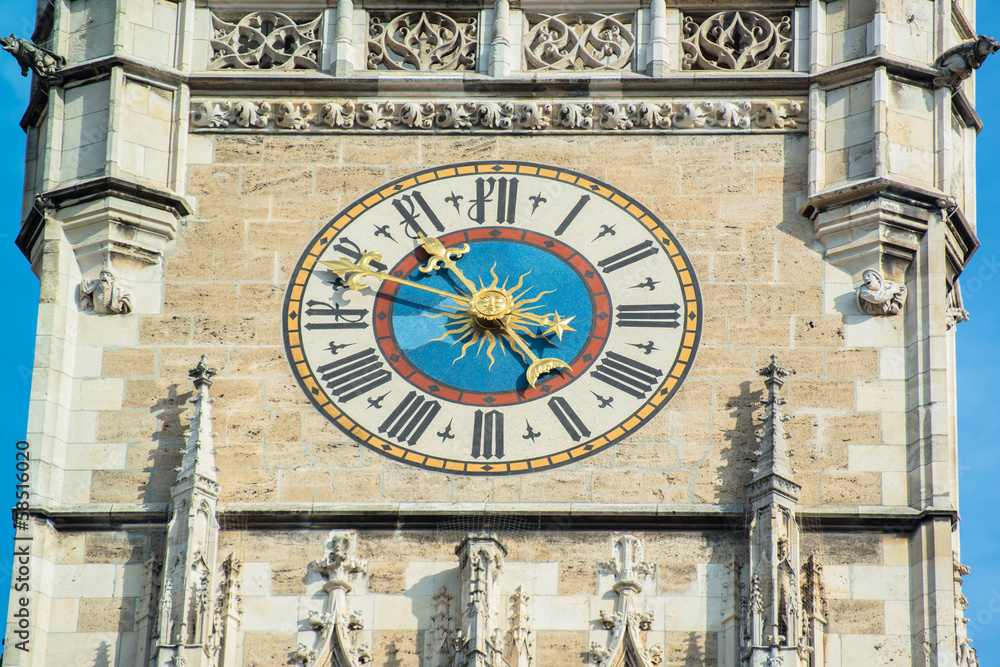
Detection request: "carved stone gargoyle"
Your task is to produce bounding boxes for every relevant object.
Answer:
[856,269,906,317]
[0,34,65,84]
[934,35,1000,91]
[79,269,133,315]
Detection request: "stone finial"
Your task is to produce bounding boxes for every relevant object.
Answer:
[751,356,794,486]
[189,355,217,388]
[175,356,219,489]
[0,34,65,83]
[934,35,1000,91]
[856,269,907,316]
[79,269,132,315]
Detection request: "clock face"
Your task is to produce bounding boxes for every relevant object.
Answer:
[283,161,701,475]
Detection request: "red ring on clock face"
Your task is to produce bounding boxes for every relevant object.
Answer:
[372,228,612,406]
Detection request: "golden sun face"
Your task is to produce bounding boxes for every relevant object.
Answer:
[426,266,553,370]
[473,288,512,319]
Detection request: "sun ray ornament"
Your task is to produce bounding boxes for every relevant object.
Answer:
[324,235,574,386]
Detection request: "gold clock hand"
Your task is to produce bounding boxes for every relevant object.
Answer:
[495,317,571,387]
[416,233,478,295]
[321,253,471,307]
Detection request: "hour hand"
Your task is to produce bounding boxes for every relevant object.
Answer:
[417,233,478,295]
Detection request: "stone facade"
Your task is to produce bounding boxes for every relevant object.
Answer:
[2,0,987,665]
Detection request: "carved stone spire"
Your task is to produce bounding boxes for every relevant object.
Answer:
[590,534,660,667]
[739,358,826,667]
[749,355,798,502]
[148,356,223,667]
[455,533,507,667]
[503,586,535,667]
[296,531,370,667]
[176,355,218,488]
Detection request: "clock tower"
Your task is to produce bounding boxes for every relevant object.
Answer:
[2,1,990,666]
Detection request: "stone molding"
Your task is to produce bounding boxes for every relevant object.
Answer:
[23,502,958,531]
[17,176,191,265]
[190,98,807,133]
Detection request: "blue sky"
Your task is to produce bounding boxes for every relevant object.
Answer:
[1,3,999,659]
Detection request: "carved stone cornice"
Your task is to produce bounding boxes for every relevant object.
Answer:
[17,176,192,266]
[801,178,971,282]
[25,502,962,532]
[191,97,807,133]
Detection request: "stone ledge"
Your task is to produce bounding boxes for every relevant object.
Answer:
[26,501,955,532]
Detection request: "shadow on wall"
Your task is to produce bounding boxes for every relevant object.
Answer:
[714,380,761,504]
[149,383,191,503]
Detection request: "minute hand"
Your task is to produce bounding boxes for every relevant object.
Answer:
[496,317,571,387]
[321,254,471,306]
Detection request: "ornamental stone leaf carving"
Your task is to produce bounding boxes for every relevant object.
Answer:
[523,13,635,71]
[558,103,594,129]
[314,102,356,129]
[190,99,807,134]
[682,11,792,71]
[367,11,477,71]
[210,11,321,71]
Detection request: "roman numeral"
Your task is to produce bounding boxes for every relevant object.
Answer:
[467,177,518,225]
[615,304,681,328]
[392,191,445,239]
[598,240,659,273]
[379,391,441,447]
[304,301,369,330]
[554,195,590,236]
[548,397,591,442]
[472,410,504,459]
[331,237,387,272]
[591,351,663,399]
[316,348,391,402]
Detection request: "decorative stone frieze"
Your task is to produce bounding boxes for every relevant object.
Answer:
[0,33,65,84]
[296,531,371,667]
[523,13,635,72]
[589,534,661,666]
[78,268,132,315]
[210,12,321,71]
[681,11,792,71]
[367,11,478,71]
[933,35,1000,91]
[191,98,806,133]
[856,268,907,316]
